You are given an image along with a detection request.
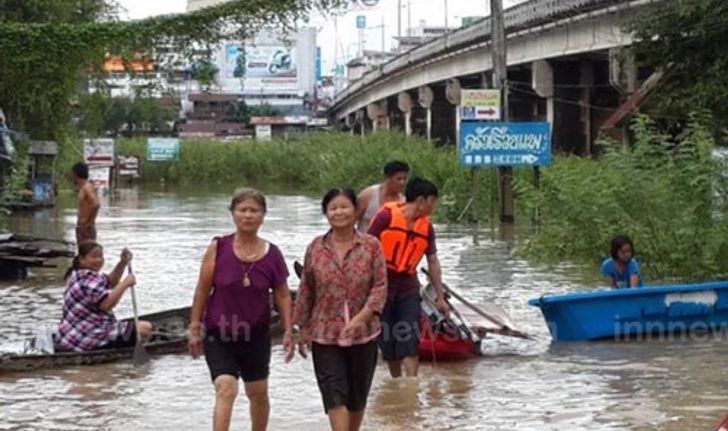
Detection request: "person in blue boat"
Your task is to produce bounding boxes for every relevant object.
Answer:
[601,235,643,289]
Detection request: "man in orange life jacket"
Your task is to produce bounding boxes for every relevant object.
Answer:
[368,177,448,378]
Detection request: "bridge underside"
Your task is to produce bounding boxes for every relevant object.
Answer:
[332,3,654,154]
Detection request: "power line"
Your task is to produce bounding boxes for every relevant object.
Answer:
[507,84,695,123]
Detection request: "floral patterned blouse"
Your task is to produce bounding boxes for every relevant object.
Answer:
[293,230,387,346]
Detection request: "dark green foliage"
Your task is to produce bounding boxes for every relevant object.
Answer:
[630,0,728,133]
[516,114,728,283]
[75,94,176,136]
[0,0,347,140]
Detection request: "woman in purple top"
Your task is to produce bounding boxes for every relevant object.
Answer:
[55,242,153,352]
[188,188,294,431]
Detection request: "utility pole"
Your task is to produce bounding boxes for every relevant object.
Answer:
[491,0,514,227]
[407,0,411,36]
[398,0,402,39]
[444,0,449,31]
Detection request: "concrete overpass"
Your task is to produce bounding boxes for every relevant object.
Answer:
[330,0,663,153]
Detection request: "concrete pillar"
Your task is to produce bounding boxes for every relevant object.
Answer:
[430,85,454,146]
[609,49,638,148]
[418,86,434,142]
[532,60,554,126]
[398,92,413,136]
[367,101,388,132]
[356,109,366,136]
[609,48,638,95]
[445,78,461,146]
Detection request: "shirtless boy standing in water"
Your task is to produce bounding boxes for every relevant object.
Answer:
[71,162,100,247]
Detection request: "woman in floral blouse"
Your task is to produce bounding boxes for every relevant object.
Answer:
[293,187,387,431]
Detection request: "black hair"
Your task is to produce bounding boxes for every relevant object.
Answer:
[321,187,357,214]
[65,241,102,280]
[610,235,634,261]
[405,177,439,202]
[71,162,89,180]
[229,187,267,213]
[383,160,410,177]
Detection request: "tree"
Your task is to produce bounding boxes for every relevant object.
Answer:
[630,0,728,131]
[0,0,348,139]
[0,0,117,23]
[225,100,281,125]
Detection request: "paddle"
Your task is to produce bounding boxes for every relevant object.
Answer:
[294,260,304,279]
[421,268,532,340]
[128,264,150,365]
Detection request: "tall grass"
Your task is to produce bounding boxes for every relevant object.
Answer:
[59,131,515,224]
[515,113,728,282]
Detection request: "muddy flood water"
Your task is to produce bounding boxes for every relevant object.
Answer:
[1,185,727,430]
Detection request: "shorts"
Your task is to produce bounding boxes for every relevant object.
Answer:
[102,322,137,350]
[378,293,421,361]
[312,341,378,413]
[75,224,97,248]
[203,327,271,383]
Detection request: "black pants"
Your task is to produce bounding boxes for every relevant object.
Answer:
[312,341,379,413]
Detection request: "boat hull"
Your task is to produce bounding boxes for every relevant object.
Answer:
[0,306,287,373]
[528,281,728,341]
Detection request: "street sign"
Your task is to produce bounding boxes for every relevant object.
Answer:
[356,15,366,29]
[461,89,501,121]
[461,16,484,27]
[147,138,180,161]
[459,122,552,167]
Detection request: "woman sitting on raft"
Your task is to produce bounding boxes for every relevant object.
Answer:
[601,235,644,289]
[54,242,153,352]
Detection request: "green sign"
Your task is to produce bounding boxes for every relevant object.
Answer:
[462,16,484,27]
[147,138,180,162]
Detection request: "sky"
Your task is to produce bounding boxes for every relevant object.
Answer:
[117,0,527,75]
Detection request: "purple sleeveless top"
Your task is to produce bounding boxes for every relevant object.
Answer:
[203,234,289,337]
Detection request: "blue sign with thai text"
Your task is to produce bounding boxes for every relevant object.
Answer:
[459,122,552,167]
[356,15,366,29]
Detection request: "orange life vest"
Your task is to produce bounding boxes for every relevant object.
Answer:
[377,202,430,275]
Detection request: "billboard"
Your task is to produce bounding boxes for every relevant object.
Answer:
[225,43,298,91]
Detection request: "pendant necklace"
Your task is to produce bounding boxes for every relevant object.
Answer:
[242,261,257,288]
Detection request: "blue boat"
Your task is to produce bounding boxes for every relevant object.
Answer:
[528,281,728,341]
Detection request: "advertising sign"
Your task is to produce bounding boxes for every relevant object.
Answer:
[83,138,114,167]
[88,166,111,194]
[227,44,298,90]
[459,122,552,167]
